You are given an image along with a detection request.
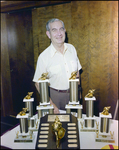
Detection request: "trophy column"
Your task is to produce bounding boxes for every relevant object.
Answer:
[65,79,83,119]
[36,79,54,120]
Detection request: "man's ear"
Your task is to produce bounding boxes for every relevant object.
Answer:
[46,31,51,39]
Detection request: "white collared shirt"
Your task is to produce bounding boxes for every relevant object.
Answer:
[33,43,82,90]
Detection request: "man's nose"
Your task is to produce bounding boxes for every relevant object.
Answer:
[57,30,62,35]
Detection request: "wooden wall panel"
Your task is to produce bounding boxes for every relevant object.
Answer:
[3,10,36,115]
[71,1,118,116]
[1,14,13,116]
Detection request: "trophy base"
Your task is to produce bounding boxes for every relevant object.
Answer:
[14,133,34,142]
[95,134,115,143]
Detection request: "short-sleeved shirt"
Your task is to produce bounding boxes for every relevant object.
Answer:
[33,43,82,90]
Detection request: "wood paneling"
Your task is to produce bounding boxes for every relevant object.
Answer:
[1,10,37,116]
[1,1,71,13]
[1,14,13,116]
[71,1,118,116]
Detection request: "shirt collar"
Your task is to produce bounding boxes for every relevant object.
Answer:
[50,43,68,57]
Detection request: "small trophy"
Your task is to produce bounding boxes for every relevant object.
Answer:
[95,106,115,143]
[23,92,38,131]
[65,71,83,119]
[36,73,54,120]
[80,89,98,131]
[23,92,34,117]
[14,108,34,142]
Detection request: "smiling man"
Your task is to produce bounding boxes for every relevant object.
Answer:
[33,18,82,114]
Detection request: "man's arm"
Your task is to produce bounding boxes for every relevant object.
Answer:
[35,82,40,93]
[76,70,80,85]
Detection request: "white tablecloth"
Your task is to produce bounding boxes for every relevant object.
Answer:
[1,110,118,149]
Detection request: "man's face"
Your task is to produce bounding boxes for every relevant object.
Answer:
[46,21,66,45]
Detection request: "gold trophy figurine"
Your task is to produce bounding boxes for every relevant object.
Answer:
[101,106,111,115]
[85,89,95,98]
[69,71,77,80]
[24,92,33,99]
[52,116,66,148]
[18,108,28,116]
[38,72,48,80]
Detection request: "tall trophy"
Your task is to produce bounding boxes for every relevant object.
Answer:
[65,71,83,119]
[36,73,54,120]
[80,89,98,131]
[95,106,115,143]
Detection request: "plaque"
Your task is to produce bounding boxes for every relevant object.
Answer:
[35,114,80,149]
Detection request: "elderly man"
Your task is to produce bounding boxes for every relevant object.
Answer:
[33,18,82,113]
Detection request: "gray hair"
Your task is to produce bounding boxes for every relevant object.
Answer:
[46,18,65,31]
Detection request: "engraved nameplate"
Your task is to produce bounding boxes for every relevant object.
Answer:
[38,139,48,143]
[68,123,76,126]
[41,123,49,126]
[68,139,77,143]
[68,131,76,134]
[68,135,77,138]
[40,127,49,130]
[48,115,70,122]
[96,139,115,143]
[40,131,48,134]
[68,144,78,147]
[39,135,48,138]
[80,128,98,132]
[68,127,76,130]
[38,144,47,147]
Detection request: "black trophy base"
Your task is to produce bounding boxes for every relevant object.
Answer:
[35,114,80,149]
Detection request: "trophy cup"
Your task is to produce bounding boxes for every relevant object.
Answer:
[80,89,98,132]
[14,108,34,142]
[95,106,115,143]
[65,71,83,119]
[36,73,54,120]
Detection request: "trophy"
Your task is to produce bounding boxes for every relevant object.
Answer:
[95,106,115,143]
[14,108,34,142]
[80,89,98,131]
[23,92,34,117]
[36,73,54,120]
[52,116,66,148]
[35,114,80,149]
[65,71,83,119]
[23,92,38,131]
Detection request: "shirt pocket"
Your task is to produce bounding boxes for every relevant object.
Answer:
[48,65,61,77]
[70,60,77,71]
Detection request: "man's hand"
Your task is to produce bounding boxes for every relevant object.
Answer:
[50,98,60,114]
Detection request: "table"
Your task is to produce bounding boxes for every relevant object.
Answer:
[1,110,118,149]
